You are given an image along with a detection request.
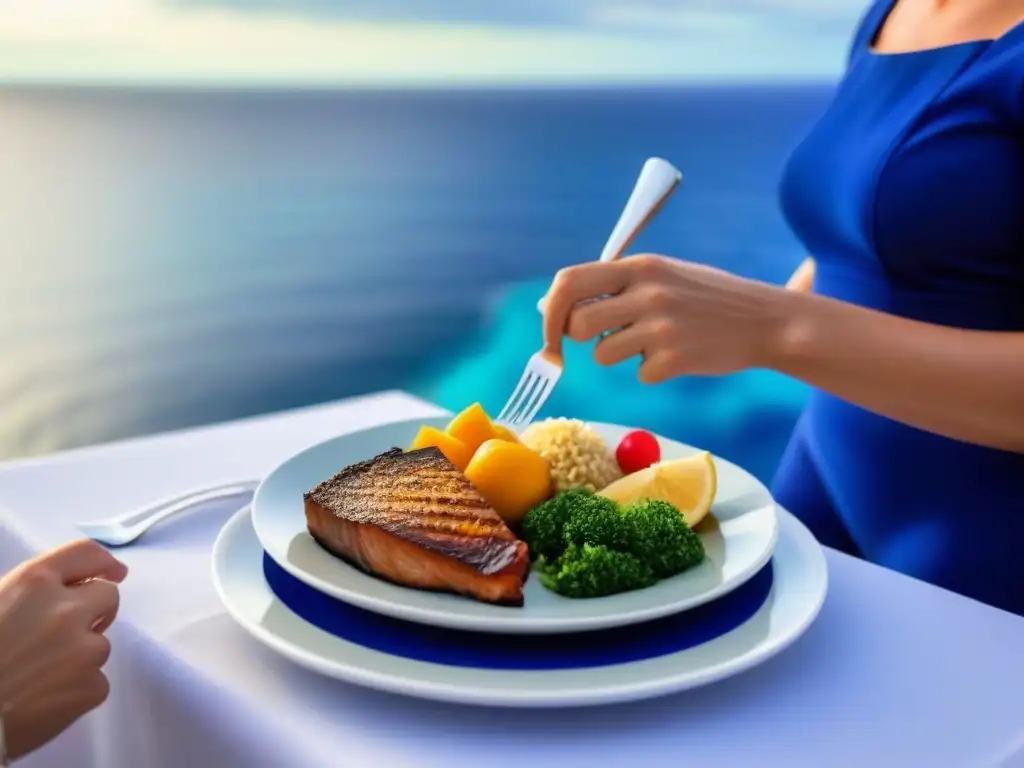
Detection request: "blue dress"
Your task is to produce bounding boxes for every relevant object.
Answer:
[774,0,1024,615]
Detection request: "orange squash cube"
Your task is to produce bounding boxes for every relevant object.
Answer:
[445,402,499,455]
[464,439,553,525]
[492,424,521,443]
[408,425,473,472]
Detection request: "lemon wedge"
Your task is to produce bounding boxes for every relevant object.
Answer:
[598,451,717,529]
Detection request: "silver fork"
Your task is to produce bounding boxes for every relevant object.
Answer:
[77,479,260,547]
[496,156,683,427]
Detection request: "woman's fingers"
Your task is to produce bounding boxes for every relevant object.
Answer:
[2,671,111,761]
[592,321,655,367]
[71,579,120,632]
[0,543,124,762]
[43,540,128,586]
[637,349,681,385]
[15,632,110,705]
[565,292,643,343]
[80,633,112,670]
[542,263,632,356]
[89,609,118,636]
[80,670,111,710]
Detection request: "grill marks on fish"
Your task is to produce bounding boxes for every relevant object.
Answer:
[305,448,517,561]
[303,446,530,606]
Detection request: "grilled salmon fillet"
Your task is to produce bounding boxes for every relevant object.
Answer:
[303,446,530,606]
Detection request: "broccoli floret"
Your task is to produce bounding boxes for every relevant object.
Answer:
[521,490,615,562]
[621,499,705,578]
[522,491,706,599]
[536,543,657,598]
[562,496,626,550]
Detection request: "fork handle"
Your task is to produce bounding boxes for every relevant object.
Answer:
[599,157,682,262]
[103,480,261,527]
[536,157,682,314]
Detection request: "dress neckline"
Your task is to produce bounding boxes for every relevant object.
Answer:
[866,0,1024,59]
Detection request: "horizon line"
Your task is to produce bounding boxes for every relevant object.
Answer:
[0,76,839,92]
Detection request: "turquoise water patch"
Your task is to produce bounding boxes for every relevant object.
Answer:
[424,279,809,485]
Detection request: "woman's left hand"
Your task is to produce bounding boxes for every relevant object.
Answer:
[542,254,789,383]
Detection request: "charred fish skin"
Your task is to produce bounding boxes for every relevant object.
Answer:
[307,529,527,607]
[303,446,530,606]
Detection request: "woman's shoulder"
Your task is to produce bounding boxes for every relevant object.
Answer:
[967,23,1024,123]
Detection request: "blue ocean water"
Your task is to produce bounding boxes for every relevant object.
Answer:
[0,85,832,481]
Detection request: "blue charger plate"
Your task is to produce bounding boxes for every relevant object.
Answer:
[263,553,774,671]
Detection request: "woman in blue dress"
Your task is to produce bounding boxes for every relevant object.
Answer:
[541,0,1024,616]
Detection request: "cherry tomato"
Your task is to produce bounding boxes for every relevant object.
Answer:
[615,430,661,474]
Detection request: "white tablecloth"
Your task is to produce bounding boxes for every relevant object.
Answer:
[1,390,1023,768]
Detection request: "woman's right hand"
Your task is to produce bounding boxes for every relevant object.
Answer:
[786,256,816,293]
[0,540,128,761]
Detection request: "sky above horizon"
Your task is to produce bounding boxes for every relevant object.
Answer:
[0,0,866,85]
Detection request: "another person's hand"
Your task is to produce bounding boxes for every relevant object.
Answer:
[0,540,128,761]
[542,254,790,383]
[786,256,816,293]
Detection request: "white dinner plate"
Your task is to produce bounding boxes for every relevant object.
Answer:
[251,417,778,634]
[213,504,826,708]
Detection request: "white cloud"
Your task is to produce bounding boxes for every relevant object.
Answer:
[586,0,865,34]
[747,0,864,16]
[166,0,868,28]
[0,0,853,85]
[588,5,760,34]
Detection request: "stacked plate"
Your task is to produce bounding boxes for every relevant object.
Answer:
[212,417,828,708]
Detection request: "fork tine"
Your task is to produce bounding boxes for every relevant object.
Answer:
[509,372,543,424]
[496,366,536,423]
[519,375,557,426]
[496,387,521,424]
[498,351,564,425]
[508,374,542,426]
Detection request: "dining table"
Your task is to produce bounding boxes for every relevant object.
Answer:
[1,389,1022,768]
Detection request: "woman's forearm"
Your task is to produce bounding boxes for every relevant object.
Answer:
[764,289,1024,452]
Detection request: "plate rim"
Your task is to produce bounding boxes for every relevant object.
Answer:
[213,504,828,708]
[251,417,779,634]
